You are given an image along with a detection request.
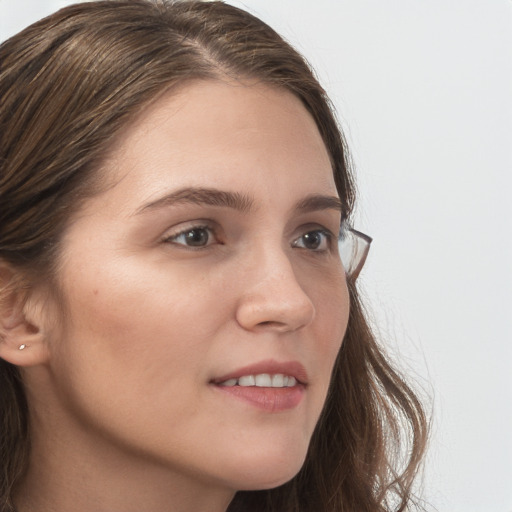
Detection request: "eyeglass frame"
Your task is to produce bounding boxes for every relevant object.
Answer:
[338,224,372,280]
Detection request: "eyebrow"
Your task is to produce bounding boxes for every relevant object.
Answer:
[136,187,254,215]
[295,194,343,214]
[136,187,343,216]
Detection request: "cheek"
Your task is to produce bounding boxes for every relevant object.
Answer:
[312,269,350,337]
[52,255,258,420]
[48,256,230,435]
[308,275,350,383]
[52,253,228,392]
[60,256,217,341]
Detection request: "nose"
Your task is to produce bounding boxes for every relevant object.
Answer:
[235,248,316,333]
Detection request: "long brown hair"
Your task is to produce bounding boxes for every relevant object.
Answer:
[0,2,428,511]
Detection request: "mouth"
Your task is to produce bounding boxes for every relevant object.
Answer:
[210,360,307,412]
[217,373,299,388]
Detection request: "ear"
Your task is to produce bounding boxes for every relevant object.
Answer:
[0,264,50,367]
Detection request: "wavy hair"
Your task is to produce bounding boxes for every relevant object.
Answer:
[0,2,428,510]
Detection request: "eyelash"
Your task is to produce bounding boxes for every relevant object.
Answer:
[162,224,336,253]
[162,224,218,249]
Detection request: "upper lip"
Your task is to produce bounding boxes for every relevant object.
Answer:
[211,359,309,385]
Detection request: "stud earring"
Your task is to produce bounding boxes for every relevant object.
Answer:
[18,344,26,350]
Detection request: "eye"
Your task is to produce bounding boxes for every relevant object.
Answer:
[163,225,216,248]
[292,229,333,252]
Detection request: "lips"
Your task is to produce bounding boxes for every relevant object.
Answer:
[211,359,308,386]
[211,359,308,412]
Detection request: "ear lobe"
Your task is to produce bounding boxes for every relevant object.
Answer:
[0,265,50,367]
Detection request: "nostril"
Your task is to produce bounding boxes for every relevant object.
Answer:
[254,319,304,333]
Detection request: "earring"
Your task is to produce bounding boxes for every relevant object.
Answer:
[18,344,26,350]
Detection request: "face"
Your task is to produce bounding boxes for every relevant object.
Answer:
[44,80,349,494]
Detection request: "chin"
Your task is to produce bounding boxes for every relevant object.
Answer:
[221,446,308,492]
[242,470,302,491]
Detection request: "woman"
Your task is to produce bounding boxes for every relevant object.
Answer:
[0,1,427,511]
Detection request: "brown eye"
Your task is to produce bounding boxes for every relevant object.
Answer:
[293,229,331,252]
[183,228,210,246]
[166,226,214,247]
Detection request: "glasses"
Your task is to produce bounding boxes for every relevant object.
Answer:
[338,225,372,280]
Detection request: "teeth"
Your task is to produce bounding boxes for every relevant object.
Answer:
[272,374,284,387]
[255,374,272,386]
[218,373,298,388]
[219,378,238,387]
[238,375,255,387]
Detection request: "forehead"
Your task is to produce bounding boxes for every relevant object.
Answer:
[97,79,337,209]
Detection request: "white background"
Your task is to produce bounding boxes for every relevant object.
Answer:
[1,1,511,510]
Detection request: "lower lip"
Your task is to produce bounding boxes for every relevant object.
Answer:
[213,384,305,412]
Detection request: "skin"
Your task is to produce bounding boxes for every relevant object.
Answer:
[13,80,350,512]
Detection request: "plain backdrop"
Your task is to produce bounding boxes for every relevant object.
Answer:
[1,1,511,511]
